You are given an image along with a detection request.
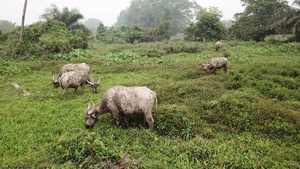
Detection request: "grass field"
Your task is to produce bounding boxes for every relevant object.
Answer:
[0,40,299,168]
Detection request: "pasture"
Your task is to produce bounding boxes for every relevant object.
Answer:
[0,40,299,168]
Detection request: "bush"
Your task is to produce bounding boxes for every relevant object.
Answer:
[1,19,89,60]
[54,49,91,60]
[102,51,141,64]
[0,60,24,76]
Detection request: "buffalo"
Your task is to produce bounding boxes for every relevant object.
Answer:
[85,86,157,131]
[53,63,91,88]
[202,57,228,75]
[59,71,100,100]
[215,41,223,52]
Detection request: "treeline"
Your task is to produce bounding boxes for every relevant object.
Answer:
[0,0,300,59]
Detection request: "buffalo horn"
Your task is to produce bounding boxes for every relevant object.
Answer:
[97,76,101,83]
[87,80,93,85]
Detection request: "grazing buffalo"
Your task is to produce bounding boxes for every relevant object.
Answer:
[59,71,100,100]
[53,63,91,88]
[85,86,157,131]
[202,57,228,75]
[215,41,223,51]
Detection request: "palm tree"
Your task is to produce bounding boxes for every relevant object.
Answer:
[292,0,300,41]
[267,0,300,42]
[40,4,88,33]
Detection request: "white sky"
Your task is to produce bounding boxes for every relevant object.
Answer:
[0,0,295,26]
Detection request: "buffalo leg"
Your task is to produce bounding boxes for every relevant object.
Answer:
[112,111,121,127]
[81,84,85,94]
[145,114,154,132]
[63,88,68,100]
[74,87,78,93]
[224,64,227,73]
[143,118,147,127]
[122,114,130,128]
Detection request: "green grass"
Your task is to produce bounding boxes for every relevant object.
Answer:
[0,40,299,168]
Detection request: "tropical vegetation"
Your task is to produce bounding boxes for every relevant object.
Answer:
[0,0,299,168]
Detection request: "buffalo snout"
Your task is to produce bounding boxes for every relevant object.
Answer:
[86,124,94,129]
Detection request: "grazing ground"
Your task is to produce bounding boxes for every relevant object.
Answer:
[0,40,299,168]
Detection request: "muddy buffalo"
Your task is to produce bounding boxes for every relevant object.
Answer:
[202,57,228,75]
[59,71,100,100]
[215,41,223,51]
[53,63,91,88]
[85,86,157,131]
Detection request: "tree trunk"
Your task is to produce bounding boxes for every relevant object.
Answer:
[19,0,28,42]
[295,20,300,42]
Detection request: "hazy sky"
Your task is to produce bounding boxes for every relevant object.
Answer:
[0,0,295,26]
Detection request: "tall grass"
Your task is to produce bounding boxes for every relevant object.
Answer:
[0,40,299,168]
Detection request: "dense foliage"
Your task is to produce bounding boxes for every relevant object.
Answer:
[96,11,173,44]
[115,0,201,35]
[184,7,228,41]
[230,0,292,41]
[0,40,299,168]
[0,19,88,59]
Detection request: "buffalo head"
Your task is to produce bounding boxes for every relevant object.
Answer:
[85,100,97,129]
[87,76,101,93]
[53,75,60,88]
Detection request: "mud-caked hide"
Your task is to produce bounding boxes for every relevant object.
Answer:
[85,86,157,131]
[202,57,228,75]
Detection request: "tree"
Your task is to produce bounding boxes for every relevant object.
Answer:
[184,7,227,42]
[290,0,300,41]
[125,25,144,43]
[96,23,107,41]
[296,20,300,41]
[0,20,17,33]
[230,0,290,41]
[154,8,173,41]
[115,0,201,35]
[19,0,28,42]
[40,4,89,34]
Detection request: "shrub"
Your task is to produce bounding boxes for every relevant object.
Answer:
[134,48,165,57]
[54,49,91,60]
[39,31,72,54]
[1,19,89,60]
[102,51,141,65]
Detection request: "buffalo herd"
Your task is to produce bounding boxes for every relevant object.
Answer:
[53,42,226,131]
